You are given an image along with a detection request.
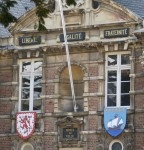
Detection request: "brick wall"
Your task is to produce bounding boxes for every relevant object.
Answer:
[0,86,12,98]
[45,84,55,95]
[135,113,144,129]
[135,133,144,150]
[0,119,11,134]
[87,135,97,150]
[0,137,11,150]
[44,117,56,132]
[45,100,54,113]
[88,97,98,111]
[89,81,98,93]
[44,136,56,150]
[89,66,98,76]
[0,101,12,115]
[88,115,98,130]
[0,71,12,82]
[45,68,56,80]
[135,95,144,109]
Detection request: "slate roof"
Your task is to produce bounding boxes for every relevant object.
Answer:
[114,0,144,18]
[9,0,35,18]
[0,0,35,38]
[0,0,144,38]
[0,24,11,38]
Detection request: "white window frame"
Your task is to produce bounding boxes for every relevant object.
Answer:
[109,140,123,150]
[19,59,42,112]
[105,52,131,108]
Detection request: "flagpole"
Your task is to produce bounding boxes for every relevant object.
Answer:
[57,0,77,112]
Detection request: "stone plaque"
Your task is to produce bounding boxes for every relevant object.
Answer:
[63,128,78,139]
[60,148,83,150]
[104,28,129,38]
[19,36,41,46]
[59,32,85,42]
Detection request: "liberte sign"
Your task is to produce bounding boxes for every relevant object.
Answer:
[19,36,41,46]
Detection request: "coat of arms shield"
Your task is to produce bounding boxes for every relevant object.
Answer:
[104,108,127,137]
[16,112,36,140]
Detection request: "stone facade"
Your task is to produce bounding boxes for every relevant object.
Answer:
[0,0,144,150]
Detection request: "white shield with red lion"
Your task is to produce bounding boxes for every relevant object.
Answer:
[16,112,36,140]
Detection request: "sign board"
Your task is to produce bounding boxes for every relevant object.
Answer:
[104,108,127,137]
[59,32,85,42]
[16,112,36,140]
[104,28,129,38]
[19,36,41,46]
[59,147,84,150]
[59,148,83,150]
[63,128,78,139]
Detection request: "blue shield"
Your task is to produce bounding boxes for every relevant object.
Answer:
[104,108,127,137]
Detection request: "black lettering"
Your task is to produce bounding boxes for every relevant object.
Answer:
[104,28,129,38]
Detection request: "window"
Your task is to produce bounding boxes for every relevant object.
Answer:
[21,142,34,150]
[19,59,42,112]
[59,65,84,112]
[109,140,123,150]
[92,0,100,9]
[105,52,130,108]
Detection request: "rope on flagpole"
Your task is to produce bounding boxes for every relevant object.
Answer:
[57,0,77,112]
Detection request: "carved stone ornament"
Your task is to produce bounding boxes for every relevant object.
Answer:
[47,0,55,13]
[139,50,144,66]
[11,136,43,150]
[57,117,83,139]
[56,116,83,126]
[62,0,84,9]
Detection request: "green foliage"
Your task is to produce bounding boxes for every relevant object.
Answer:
[0,0,17,27]
[38,21,47,31]
[66,0,76,6]
[31,0,50,31]
[0,0,76,29]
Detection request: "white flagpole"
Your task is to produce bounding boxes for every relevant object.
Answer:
[57,0,77,112]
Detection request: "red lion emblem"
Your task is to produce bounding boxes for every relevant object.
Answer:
[16,112,36,140]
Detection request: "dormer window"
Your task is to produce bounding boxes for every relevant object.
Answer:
[92,0,100,9]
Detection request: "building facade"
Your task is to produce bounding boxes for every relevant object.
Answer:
[0,0,144,149]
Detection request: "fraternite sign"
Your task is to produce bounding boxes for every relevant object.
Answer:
[19,36,41,46]
[104,28,129,38]
[59,32,85,42]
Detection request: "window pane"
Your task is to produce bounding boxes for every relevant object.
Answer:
[22,62,31,72]
[121,95,130,106]
[21,100,29,111]
[121,82,130,93]
[21,76,30,99]
[22,88,30,99]
[121,54,130,65]
[108,83,116,94]
[33,99,41,110]
[22,76,30,87]
[108,71,117,82]
[121,70,130,81]
[107,95,116,106]
[112,142,122,150]
[108,55,117,66]
[33,76,42,98]
[20,60,42,112]
[34,76,42,87]
[34,61,42,72]
[33,88,41,98]
[92,0,99,9]
[23,145,33,150]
